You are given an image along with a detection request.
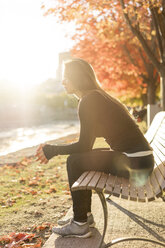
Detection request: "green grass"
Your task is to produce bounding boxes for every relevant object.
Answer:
[0,155,69,218]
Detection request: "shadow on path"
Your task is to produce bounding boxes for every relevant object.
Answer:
[107,198,165,243]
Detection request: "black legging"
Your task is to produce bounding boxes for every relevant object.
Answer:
[66,149,154,222]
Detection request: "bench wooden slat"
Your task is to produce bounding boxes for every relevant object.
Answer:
[144,112,165,143]
[152,143,165,164]
[162,117,165,124]
[87,171,102,190]
[144,180,155,201]
[156,126,165,136]
[158,163,165,177]
[112,177,122,197]
[129,184,138,201]
[71,171,90,191]
[152,150,165,181]
[96,173,108,191]
[156,129,165,137]
[153,150,162,167]
[157,133,165,143]
[78,171,96,190]
[156,134,165,145]
[154,167,165,190]
[104,174,116,194]
[150,173,162,197]
[160,122,165,130]
[153,138,165,157]
[160,117,165,124]
[121,177,130,200]
[152,149,164,167]
[137,185,146,202]
[152,142,165,165]
[154,139,165,154]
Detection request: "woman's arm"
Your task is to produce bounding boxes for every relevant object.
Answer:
[42,96,96,160]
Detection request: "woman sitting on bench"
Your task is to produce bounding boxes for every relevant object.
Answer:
[35,58,154,238]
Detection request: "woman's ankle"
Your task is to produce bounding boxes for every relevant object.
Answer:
[73,220,87,225]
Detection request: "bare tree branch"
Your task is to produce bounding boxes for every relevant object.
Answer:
[122,44,138,67]
[138,47,150,75]
[119,0,161,71]
[150,7,163,61]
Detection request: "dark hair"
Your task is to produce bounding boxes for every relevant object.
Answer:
[64,58,102,92]
[64,58,130,115]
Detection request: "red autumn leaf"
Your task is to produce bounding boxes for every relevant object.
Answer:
[19,177,26,184]
[21,161,28,166]
[28,180,39,186]
[10,232,35,242]
[32,239,42,248]
[0,232,36,247]
[0,235,12,244]
[29,190,38,195]
[49,186,57,193]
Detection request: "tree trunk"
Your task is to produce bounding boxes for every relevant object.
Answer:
[147,81,156,105]
[141,93,147,106]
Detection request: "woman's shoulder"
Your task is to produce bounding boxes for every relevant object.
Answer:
[79,90,103,112]
[81,89,103,103]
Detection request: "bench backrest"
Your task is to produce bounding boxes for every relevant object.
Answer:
[146,111,165,199]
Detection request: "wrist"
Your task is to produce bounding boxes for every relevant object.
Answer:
[42,144,58,160]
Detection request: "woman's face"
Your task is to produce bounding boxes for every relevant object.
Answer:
[62,70,75,94]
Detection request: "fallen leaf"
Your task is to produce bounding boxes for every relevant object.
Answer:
[28,180,39,186]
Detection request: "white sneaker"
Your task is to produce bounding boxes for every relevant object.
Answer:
[52,220,92,238]
[58,213,95,228]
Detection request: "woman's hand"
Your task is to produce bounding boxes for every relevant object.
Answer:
[35,144,48,164]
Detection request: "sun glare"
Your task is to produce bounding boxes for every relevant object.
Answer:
[0,0,74,91]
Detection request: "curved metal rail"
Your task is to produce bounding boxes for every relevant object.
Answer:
[104,237,165,247]
[96,190,108,248]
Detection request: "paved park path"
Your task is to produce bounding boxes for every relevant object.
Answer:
[43,193,165,248]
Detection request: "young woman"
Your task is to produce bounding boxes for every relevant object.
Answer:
[35,58,154,238]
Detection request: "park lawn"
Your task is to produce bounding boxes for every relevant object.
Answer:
[0,153,71,247]
[0,137,109,247]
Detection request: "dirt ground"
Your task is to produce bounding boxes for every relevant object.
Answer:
[0,134,79,247]
[0,194,72,235]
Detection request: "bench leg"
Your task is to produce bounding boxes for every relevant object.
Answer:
[95,190,108,248]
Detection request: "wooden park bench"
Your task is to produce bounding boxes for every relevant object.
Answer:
[71,111,165,248]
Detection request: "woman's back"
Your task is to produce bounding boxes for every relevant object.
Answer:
[79,89,151,153]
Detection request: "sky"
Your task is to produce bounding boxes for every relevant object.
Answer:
[0,0,75,89]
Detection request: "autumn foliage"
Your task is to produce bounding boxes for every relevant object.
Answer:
[71,19,148,100]
[42,0,163,105]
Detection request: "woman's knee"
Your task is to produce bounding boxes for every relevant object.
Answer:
[67,154,79,171]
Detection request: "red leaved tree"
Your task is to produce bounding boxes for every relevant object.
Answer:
[119,0,165,109]
[71,14,159,105]
[42,0,160,105]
